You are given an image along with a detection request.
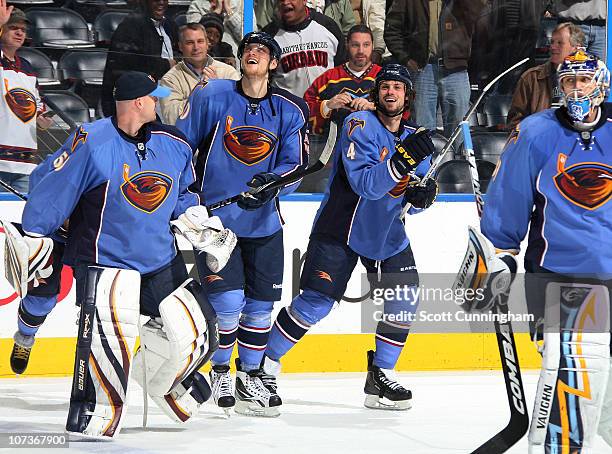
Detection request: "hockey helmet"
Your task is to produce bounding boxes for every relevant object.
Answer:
[372,63,415,117]
[238,31,282,62]
[557,50,610,121]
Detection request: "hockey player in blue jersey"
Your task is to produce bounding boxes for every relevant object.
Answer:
[2,72,230,439]
[462,51,612,452]
[261,64,437,411]
[176,31,309,417]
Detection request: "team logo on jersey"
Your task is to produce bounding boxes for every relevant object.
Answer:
[506,124,520,146]
[53,126,88,171]
[205,275,223,284]
[5,88,37,123]
[554,155,612,210]
[379,147,389,161]
[121,166,173,213]
[71,126,88,152]
[389,175,411,198]
[316,270,333,283]
[223,116,277,165]
[346,118,365,137]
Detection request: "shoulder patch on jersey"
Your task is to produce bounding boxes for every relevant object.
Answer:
[553,156,612,210]
[506,123,520,146]
[121,164,173,213]
[5,88,37,123]
[179,101,190,120]
[222,115,277,166]
[53,126,88,171]
[346,117,365,136]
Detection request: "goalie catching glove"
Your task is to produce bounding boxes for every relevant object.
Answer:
[452,226,518,313]
[390,128,435,177]
[171,206,237,273]
[1,220,54,298]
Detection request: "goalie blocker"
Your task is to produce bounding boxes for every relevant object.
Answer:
[66,265,218,440]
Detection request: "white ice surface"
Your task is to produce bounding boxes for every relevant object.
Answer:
[0,371,611,454]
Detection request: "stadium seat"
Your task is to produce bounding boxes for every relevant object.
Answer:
[16,47,60,86]
[7,0,53,5]
[430,131,456,164]
[42,90,91,126]
[479,94,512,130]
[470,131,507,164]
[477,159,497,193]
[93,10,129,46]
[26,8,94,50]
[58,50,107,86]
[435,160,473,194]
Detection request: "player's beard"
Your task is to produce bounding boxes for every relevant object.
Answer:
[379,99,405,117]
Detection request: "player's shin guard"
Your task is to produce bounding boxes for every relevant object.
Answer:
[528,283,610,453]
[66,267,140,439]
[17,294,57,336]
[132,279,218,423]
[265,289,334,361]
[237,298,273,371]
[597,358,612,447]
[208,290,244,366]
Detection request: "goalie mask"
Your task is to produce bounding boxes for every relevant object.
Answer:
[558,50,610,122]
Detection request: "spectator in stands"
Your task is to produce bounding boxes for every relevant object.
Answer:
[101,0,178,117]
[159,23,239,125]
[507,22,584,130]
[350,0,385,64]
[322,0,356,36]
[263,0,346,97]
[0,7,52,193]
[304,24,379,135]
[199,13,236,66]
[187,0,254,58]
[549,0,606,60]
[384,0,486,138]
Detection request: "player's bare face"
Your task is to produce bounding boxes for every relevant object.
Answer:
[179,29,208,66]
[242,44,275,78]
[0,23,27,50]
[347,32,373,71]
[378,81,405,116]
[141,95,158,122]
[279,0,307,26]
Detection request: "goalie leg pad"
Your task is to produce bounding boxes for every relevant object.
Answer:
[132,279,218,423]
[598,359,612,447]
[66,266,140,439]
[528,283,610,453]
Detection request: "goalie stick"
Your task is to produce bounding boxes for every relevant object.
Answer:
[400,57,530,219]
[459,72,529,452]
[206,122,338,212]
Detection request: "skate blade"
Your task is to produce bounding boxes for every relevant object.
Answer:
[364,395,411,411]
[235,400,280,418]
[66,431,114,442]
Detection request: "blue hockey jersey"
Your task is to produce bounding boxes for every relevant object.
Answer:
[22,117,200,274]
[481,106,612,276]
[311,110,431,260]
[176,79,309,238]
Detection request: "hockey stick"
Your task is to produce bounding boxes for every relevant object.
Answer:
[0,179,27,201]
[400,57,530,219]
[461,114,529,454]
[206,121,338,212]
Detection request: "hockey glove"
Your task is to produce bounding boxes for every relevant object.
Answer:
[403,178,438,209]
[171,206,237,272]
[1,220,53,298]
[390,129,435,177]
[237,172,282,211]
[453,226,518,313]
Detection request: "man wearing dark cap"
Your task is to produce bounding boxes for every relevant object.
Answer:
[200,13,236,67]
[0,4,52,193]
[6,71,231,438]
[101,0,179,116]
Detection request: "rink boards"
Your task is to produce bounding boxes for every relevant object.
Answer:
[0,194,541,377]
